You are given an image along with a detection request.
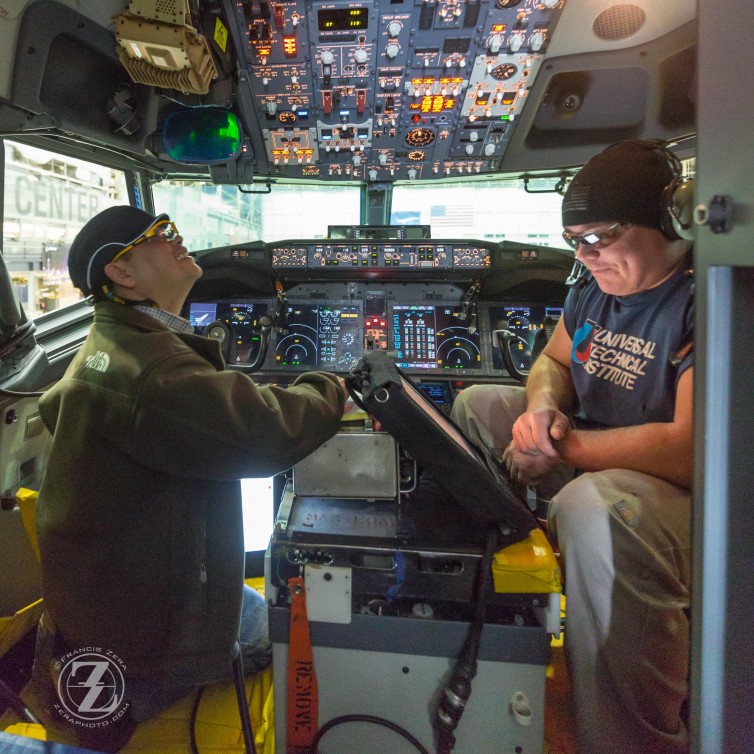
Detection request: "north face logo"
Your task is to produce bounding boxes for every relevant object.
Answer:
[84,351,110,373]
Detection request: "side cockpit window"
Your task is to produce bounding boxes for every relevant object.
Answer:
[2,140,129,319]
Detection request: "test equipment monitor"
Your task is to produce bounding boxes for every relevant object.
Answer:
[414,381,455,414]
[273,302,362,371]
[347,351,536,545]
[391,303,482,372]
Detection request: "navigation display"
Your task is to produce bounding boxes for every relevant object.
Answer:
[488,305,563,372]
[274,302,362,371]
[391,304,482,371]
[188,301,269,365]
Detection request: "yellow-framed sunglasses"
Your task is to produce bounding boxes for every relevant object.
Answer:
[110,220,181,264]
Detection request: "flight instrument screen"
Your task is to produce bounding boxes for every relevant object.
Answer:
[274,303,362,371]
[391,304,482,371]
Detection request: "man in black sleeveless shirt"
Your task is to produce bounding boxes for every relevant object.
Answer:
[452,141,693,754]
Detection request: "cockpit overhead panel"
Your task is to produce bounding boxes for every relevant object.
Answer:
[234,0,566,182]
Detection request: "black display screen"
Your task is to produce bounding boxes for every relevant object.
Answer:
[188,301,269,365]
[274,303,362,371]
[318,7,369,31]
[391,304,481,371]
[488,305,563,372]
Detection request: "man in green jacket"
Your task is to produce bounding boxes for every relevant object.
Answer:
[31,206,347,750]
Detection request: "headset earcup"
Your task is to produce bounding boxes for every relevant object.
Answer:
[669,179,696,240]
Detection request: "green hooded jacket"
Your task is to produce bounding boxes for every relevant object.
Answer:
[36,301,345,683]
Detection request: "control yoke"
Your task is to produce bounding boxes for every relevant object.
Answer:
[494,321,530,383]
[494,315,560,383]
[205,314,274,374]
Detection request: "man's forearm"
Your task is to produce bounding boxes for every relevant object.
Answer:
[525,353,576,413]
[555,423,693,489]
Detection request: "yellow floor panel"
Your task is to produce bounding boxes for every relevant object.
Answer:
[122,667,274,754]
[7,667,274,754]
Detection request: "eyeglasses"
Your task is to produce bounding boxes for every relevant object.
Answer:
[562,222,630,251]
[110,220,181,263]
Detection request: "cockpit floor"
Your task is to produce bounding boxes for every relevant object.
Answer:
[2,579,577,752]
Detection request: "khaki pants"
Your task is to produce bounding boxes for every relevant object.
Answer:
[451,385,691,754]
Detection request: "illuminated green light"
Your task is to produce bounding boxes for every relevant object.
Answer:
[163,108,242,164]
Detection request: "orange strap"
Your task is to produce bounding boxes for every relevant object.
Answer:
[286,576,319,754]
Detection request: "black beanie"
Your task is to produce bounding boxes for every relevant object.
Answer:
[68,206,168,297]
[561,142,673,234]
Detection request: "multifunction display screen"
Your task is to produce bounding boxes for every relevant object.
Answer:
[391,304,481,371]
[274,303,362,370]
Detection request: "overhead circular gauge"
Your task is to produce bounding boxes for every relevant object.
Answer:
[408,150,426,161]
[278,111,297,125]
[496,0,523,8]
[405,128,435,147]
[491,63,518,81]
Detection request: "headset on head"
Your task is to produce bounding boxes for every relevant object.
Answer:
[565,139,695,288]
[608,139,696,241]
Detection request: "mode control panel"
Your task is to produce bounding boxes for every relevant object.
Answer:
[269,241,490,269]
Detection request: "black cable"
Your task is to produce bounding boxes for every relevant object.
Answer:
[189,686,204,754]
[232,653,256,754]
[310,713,430,754]
[344,369,368,413]
[455,280,480,323]
[433,527,498,754]
[0,677,42,725]
[190,660,255,754]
